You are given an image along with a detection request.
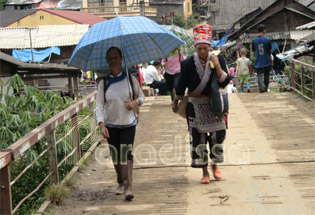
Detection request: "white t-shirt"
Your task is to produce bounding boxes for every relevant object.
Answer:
[236,57,251,75]
[96,72,145,127]
[144,65,161,85]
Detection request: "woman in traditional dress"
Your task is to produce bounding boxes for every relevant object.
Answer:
[172,25,230,184]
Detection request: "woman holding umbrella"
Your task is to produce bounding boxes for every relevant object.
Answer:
[172,25,230,184]
[96,47,145,201]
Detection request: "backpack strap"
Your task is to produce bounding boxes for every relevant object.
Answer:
[128,73,136,100]
[97,74,135,102]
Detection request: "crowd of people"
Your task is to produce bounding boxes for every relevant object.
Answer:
[95,23,275,202]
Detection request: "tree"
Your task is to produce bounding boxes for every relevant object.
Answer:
[167,13,202,29]
[0,0,7,10]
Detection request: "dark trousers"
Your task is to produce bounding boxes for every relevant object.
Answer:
[164,72,180,93]
[190,129,226,168]
[255,66,271,91]
[106,126,136,164]
[149,80,168,95]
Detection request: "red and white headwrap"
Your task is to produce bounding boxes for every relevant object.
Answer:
[193,24,212,46]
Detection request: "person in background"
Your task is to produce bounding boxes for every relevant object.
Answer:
[252,24,272,93]
[162,48,184,103]
[96,47,145,201]
[137,65,144,88]
[236,48,253,93]
[229,66,235,78]
[144,60,167,95]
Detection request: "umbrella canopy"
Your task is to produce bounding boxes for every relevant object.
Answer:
[68,16,184,71]
[164,25,195,56]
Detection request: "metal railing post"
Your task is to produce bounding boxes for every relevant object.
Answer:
[89,103,97,143]
[313,71,315,101]
[291,62,296,89]
[301,67,305,96]
[0,152,12,215]
[72,113,81,162]
[72,76,79,99]
[47,130,59,184]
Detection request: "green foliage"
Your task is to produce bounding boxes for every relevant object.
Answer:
[10,154,50,215]
[0,74,98,215]
[167,13,201,29]
[44,184,70,205]
[0,75,74,150]
[64,177,76,189]
[0,74,77,214]
[0,0,7,10]
[0,78,3,100]
[5,74,24,93]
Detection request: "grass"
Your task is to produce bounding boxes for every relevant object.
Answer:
[44,184,70,205]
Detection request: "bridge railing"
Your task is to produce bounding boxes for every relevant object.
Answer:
[0,91,98,215]
[290,59,315,101]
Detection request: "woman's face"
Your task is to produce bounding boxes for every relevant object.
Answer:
[195,44,210,61]
[106,49,122,69]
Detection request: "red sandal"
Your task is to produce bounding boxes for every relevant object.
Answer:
[211,166,222,180]
[200,176,210,184]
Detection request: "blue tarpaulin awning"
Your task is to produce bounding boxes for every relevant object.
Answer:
[12,47,61,62]
[271,41,283,52]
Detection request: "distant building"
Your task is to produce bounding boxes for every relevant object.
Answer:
[2,9,105,27]
[4,0,83,10]
[0,24,89,63]
[81,0,157,19]
[228,0,315,42]
[4,0,41,10]
[202,0,276,38]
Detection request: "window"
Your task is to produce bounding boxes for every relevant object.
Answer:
[187,2,190,13]
[120,0,126,5]
[40,16,44,20]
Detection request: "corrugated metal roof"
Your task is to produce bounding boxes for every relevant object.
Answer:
[0,9,37,27]
[40,9,106,27]
[296,21,315,30]
[0,24,89,49]
[5,0,41,5]
[247,30,315,41]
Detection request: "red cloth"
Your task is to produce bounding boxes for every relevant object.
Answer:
[138,67,144,88]
[193,24,212,46]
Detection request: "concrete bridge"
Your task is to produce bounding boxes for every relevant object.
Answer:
[47,92,315,215]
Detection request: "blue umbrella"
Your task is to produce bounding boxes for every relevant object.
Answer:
[68,16,184,71]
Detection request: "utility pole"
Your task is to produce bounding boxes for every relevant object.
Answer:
[161,16,168,25]
[170,12,174,25]
[140,0,145,16]
[28,28,34,62]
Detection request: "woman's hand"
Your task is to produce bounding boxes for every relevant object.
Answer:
[210,54,223,77]
[172,99,179,113]
[210,54,219,66]
[125,100,138,110]
[99,123,110,139]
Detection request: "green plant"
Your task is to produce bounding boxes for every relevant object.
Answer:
[0,0,7,10]
[1,74,98,214]
[64,177,76,189]
[167,13,201,29]
[44,184,70,205]
[0,74,77,214]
